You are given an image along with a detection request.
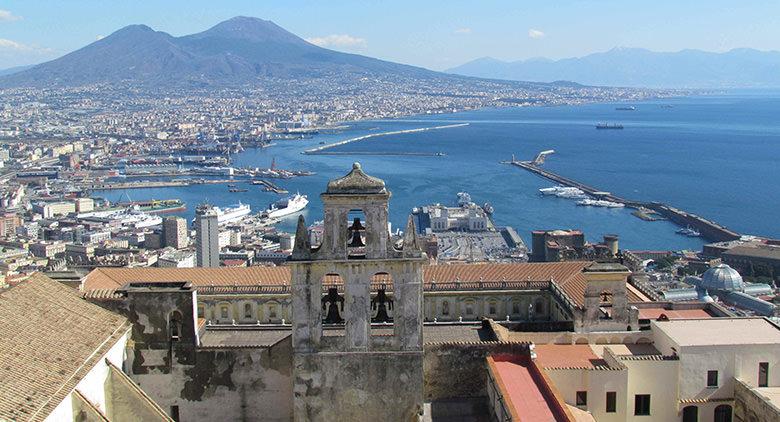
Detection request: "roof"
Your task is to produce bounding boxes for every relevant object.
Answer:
[0,273,130,421]
[723,244,780,261]
[488,355,571,422]
[325,162,387,195]
[84,266,291,290]
[82,261,647,308]
[654,318,780,347]
[199,328,291,348]
[638,307,714,320]
[534,344,607,369]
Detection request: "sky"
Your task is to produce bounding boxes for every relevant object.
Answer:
[1,0,780,70]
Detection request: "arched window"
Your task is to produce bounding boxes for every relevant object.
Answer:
[488,300,497,315]
[220,304,229,320]
[244,303,253,319]
[442,301,450,316]
[714,405,732,422]
[197,304,205,319]
[682,405,698,422]
[268,304,278,319]
[465,301,474,316]
[512,301,520,314]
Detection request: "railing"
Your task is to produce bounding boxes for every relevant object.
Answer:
[195,280,555,295]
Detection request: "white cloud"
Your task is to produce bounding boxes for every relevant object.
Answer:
[305,34,367,49]
[0,9,21,22]
[455,27,472,35]
[528,29,545,39]
[0,38,32,51]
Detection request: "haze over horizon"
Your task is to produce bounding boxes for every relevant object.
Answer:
[2,0,780,71]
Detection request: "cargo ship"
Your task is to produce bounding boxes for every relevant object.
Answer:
[596,123,624,129]
[116,199,186,214]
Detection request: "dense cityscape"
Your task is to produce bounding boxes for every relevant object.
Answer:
[1,6,779,422]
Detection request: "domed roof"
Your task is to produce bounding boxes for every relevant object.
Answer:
[325,162,387,195]
[702,264,744,291]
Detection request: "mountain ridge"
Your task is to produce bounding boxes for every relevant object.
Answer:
[447,48,780,88]
[0,16,450,88]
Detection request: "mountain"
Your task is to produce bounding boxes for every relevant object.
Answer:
[0,64,35,77]
[0,16,444,88]
[447,48,780,88]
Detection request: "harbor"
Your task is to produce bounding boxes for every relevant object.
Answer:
[504,153,742,242]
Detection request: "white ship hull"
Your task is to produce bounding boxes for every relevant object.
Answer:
[265,194,308,219]
[215,203,251,225]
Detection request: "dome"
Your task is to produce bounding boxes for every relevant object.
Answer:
[701,264,744,292]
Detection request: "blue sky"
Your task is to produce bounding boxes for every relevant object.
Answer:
[1,0,780,69]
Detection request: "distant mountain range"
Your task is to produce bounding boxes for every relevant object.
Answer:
[447,48,780,88]
[0,16,455,88]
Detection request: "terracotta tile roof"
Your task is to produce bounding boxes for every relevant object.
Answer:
[83,266,291,290]
[0,273,130,422]
[82,262,647,308]
[534,344,608,369]
[638,307,713,320]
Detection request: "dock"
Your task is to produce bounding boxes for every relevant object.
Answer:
[504,155,741,242]
[84,179,237,190]
[252,179,288,194]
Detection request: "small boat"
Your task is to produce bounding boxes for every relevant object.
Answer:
[229,188,248,193]
[596,123,624,129]
[615,106,636,111]
[676,226,701,237]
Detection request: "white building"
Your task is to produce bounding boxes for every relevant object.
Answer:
[195,206,219,267]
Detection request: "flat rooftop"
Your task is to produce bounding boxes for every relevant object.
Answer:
[752,387,780,410]
[489,356,569,422]
[638,307,714,320]
[654,318,780,347]
[535,343,662,369]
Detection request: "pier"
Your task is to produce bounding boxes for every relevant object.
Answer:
[302,123,469,154]
[503,155,741,242]
[306,151,445,157]
[252,179,288,194]
[84,179,237,190]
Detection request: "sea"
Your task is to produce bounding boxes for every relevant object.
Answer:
[94,91,780,251]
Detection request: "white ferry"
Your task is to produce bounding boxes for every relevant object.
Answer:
[263,194,308,219]
[576,199,625,208]
[214,203,251,225]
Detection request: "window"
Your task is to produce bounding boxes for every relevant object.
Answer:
[714,405,732,422]
[634,394,650,416]
[197,305,204,318]
[576,391,587,406]
[605,391,616,413]
[512,302,520,314]
[682,406,698,422]
[759,362,769,387]
[244,303,252,319]
[488,301,497,315]
[220,305,229,319]
[171,405,180,422]
[269,304,277,319]
[465,302,474,315]
[442,301,450,316]
[707,370,719,387]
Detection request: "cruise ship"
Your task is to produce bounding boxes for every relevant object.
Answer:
[214,203,252,225]
[539,186,587,199]
[80,206,163,228]
[263,194,308,219]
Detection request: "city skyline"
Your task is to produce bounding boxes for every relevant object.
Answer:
[2,0,780,70]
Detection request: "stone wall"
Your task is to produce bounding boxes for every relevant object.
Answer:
[423,341,531,401]
[734,379,780,422]
[293,351,423,421]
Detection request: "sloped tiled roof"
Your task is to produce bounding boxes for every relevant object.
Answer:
[0,273,130,422]
[82,262,646,307]
[84,266,291,290]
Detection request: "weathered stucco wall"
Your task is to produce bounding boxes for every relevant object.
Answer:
[423,342,531,401]
[129,338,293,422]
[734,380,780,422]
[293,351,424,421]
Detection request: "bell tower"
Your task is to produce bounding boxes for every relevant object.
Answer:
[290,163,426,421]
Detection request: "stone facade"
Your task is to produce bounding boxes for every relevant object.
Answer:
[289,163,426,421]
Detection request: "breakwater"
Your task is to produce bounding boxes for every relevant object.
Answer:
[505,157,741,243]
[302,123,469,154]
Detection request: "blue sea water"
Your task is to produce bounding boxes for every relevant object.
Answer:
[95,91,780,251]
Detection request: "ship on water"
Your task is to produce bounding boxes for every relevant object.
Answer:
[115,199,186,214]
[80,206,163,228]
[576,198,625,208]
[263,193,308,219]
[596,123,624,129]
[211,203,252,225]
[615,106,636,111]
